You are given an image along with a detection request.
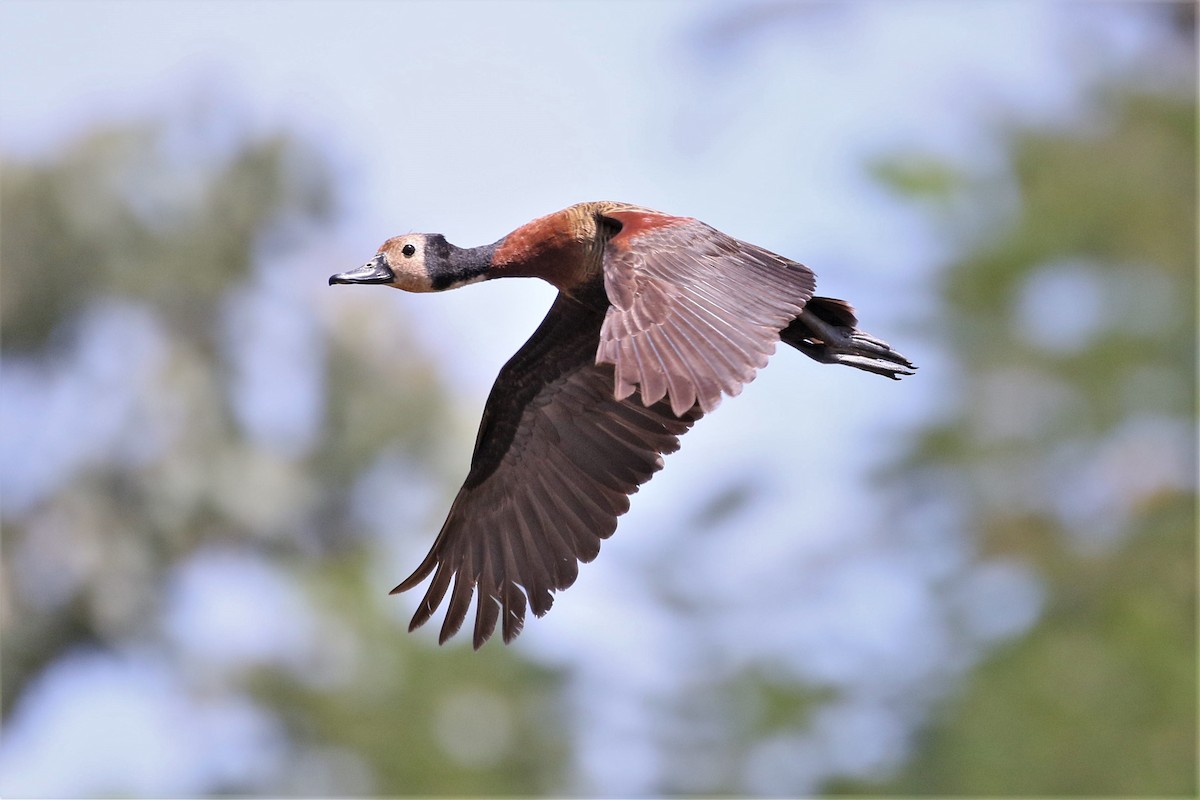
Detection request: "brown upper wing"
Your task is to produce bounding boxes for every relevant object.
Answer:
[391,292,703,648]
[597,212,816,416]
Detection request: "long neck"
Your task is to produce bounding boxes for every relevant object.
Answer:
[490,207,597,290]
[426,235,499,291]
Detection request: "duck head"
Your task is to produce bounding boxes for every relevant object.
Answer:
[329,234,440,293]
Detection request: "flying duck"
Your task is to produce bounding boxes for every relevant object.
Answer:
[330,201,914,648]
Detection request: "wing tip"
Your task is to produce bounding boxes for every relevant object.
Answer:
[439,615,465,645]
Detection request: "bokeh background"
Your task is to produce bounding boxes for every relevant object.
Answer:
[1,1,1195,797]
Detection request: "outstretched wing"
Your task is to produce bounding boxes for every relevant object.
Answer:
[392,292,703,648]
[597,211,816,416]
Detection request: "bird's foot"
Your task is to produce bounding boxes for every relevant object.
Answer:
[824,329,916,379]
[787,310,916,380]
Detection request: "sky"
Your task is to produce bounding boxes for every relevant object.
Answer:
[0,0,1160,795]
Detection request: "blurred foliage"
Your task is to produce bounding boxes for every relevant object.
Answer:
[869,156,966,202]
[849,57,1197,798]
[883,502,1195,795]
[1,122,331,350]
[0,110,567,795]
[2,10,1195,798]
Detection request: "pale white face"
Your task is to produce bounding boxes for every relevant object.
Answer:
[377,234,434,292]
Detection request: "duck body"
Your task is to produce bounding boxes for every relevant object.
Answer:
[330,201,914,647]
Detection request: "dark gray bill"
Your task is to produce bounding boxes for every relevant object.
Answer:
[329,254,394,286]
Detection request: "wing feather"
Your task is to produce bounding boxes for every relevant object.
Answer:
[499,546,527,644]
[408,559,453,632]
[598,214,815,414]
[511,496,557,618]
[473,545,500,646]
[392,292,703,647]
[440,566,475,644]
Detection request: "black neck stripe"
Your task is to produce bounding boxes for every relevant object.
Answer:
[428,236,498,291]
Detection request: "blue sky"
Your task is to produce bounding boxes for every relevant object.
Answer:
[0,1,1160,795]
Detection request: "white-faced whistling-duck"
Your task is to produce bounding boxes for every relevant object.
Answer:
[330,201,915,648]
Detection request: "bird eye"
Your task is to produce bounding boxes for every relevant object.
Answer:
[402,243,416,257]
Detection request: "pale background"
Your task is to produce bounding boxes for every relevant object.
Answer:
[1,2,1194,797]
